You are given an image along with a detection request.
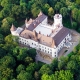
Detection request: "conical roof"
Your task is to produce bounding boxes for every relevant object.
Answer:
[38,11,43,17]
[10,24,16,31]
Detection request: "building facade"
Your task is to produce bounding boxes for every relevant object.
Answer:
[10,11,72,58]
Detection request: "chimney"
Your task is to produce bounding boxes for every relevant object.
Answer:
[39,31,41,34]
[47,34,48,37]
[28,35,31,39]
[34,30,38,38]
[52,30,54,33]
[33,23,36,27]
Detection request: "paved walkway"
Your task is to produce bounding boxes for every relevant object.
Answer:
[58,29,80,58]
[35,54,51,64]
[64,30,80,56]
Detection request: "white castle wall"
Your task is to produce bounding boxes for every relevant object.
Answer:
[18,32,72,58]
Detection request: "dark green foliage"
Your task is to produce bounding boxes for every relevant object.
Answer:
[0,47,6,58]
[16,64,25,74]
[0,0,80,80]
[13,46,28,61]
[0,55,16,68]
[39,64,53,75]
[17,70,33,80]
[27,48,37,60]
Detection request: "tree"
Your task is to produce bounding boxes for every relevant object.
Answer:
[54,70,74,80]
[24,56,33,64]
[31,7,40,18]
[5,34,18,48]
[71,21,77,29]
[17,71,32,80]
[27,48,37,60]
[48,0,57,7]
[58,56,69,70]
[13,47,28,61]
[54,2,63,13]
[0,34,4,44]
[12,5,22,19]
[66,60,78,73]
[1,0,10,7]
[77,10,80,23]
[1,17,16,35]
[26,62,39,74]
[42,4,50,14]
[16,64,25,74]
[0,55,16,68]
[34,71,39,80]
[71,8,78,20]
[48,7,54,18]
[60,7,68,17]
[20,6,28,18]
[39,64,53,75]
[35,0,48,7]
[0,47,6,58]
[41,74,51,80]
[50,58,58,71]
[76,0,80,5]
[0,67,13,80]
[20,0,27,6]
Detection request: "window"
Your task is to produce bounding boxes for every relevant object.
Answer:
[55,55,56,57]
[50,52,52,54]
[50,49,52,51]
[32,43,33,45]
[39,48,41,50]
[48,51,49,53]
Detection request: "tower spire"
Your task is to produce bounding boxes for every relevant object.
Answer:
[10,24,16,31]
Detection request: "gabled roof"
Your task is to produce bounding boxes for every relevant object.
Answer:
[10,24,16,31]
[27,13,47,31]
[20,29,55,48]
[53,27,70,46]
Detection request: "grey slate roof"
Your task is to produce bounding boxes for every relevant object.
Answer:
[27,14,47,31]
[53,27,70,46]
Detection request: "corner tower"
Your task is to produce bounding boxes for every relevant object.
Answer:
[10,24,16,35]
[53,14,63,29]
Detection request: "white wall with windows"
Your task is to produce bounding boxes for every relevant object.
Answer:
[18,33,71,58]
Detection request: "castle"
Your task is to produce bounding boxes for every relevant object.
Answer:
[10,11,72,58]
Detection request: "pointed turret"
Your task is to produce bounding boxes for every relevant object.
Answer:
[51,38,55,48]
[25,18,28,24]
[10,24,16,31]
[38,11,43,17]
